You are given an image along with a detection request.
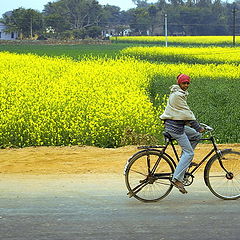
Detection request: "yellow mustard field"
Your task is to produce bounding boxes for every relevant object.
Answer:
[121,46,240,64]
[0,52,164,147]
[112,36,238,45]
[0,50,239,147]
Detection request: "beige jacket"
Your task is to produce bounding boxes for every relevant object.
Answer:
[160,85,196,120]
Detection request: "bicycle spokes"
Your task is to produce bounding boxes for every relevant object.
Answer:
[125,150,174,202]
[205,151,240,200]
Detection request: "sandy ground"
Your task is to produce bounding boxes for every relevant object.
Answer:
[0,143,239,175]
[1,144,240,240]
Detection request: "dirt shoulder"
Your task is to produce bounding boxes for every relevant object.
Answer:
[0,143,239,175]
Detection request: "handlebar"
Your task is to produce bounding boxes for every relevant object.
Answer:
[200,123,214,132]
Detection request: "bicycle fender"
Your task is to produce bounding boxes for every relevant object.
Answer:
[203,148,232,186]
[124,149,149,175]
[123,149,161,175]
[127,149,155,162]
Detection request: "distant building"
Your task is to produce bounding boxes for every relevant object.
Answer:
[102,25,131,38]
[0,22,18,40]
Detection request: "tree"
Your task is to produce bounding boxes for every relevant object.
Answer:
[43,1,71,32]
[86,25,101,38]
[100,5,121,27]
[148,5,157,35]
[196,0,212,8]
[64,0,102,29]
[2,0,234,39]
[132,0,149,8]
[128,8,151,35]
[2,8,43,38]
[168,0,184,6]
[43,0,102,31]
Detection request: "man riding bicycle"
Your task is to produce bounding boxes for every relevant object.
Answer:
[160,74,205,194]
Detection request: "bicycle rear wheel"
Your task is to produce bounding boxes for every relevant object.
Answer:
[205,150,240,200]
[125,150,174,202]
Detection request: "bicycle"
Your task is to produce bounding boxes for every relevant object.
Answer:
[124,124,240,202]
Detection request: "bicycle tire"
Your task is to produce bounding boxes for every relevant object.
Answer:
[125,150,175,202]
[204,150,240,200]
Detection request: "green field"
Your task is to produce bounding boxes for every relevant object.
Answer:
[0,43,135,59]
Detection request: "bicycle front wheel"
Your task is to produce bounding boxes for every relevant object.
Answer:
[205,150,240,200]
[125,150,175,202]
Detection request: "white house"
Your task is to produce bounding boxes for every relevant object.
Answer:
[102,25,132,38]
[0,22,18,40]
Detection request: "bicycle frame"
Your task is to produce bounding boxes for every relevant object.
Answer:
[150,135,223,177]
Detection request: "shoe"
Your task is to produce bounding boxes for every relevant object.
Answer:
[189,161,198,167]
[170,179,188,194]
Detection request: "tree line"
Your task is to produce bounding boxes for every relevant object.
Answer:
[0,0,239,39]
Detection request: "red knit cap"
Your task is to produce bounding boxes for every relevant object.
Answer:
[177,74,190,84]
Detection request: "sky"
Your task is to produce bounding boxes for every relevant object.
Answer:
[0,0,158,17]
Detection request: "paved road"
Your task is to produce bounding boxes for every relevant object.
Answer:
[0,174,239,240]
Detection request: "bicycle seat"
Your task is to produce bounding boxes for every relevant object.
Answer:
[163,132,175,140]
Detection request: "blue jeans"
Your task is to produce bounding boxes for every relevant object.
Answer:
[167,126,202,182]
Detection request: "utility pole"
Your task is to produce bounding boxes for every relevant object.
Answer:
[232,5,236,46]
[165,14,168,47]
